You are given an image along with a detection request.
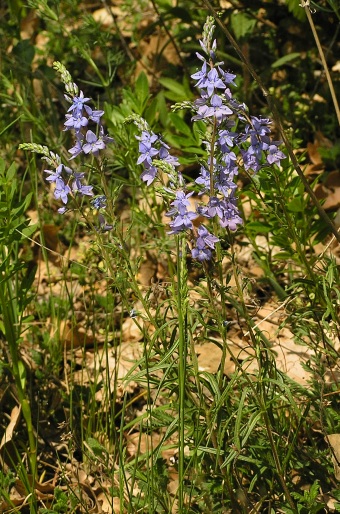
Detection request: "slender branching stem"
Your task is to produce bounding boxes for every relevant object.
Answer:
[176,235,188,513]
[303,5,340,126]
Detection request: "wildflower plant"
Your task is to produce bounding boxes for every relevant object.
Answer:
[16,16,320,514]
[130,16,286,262]
[20,62,113,228]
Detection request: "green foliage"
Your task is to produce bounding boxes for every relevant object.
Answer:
[39,488,77,513]
[230,10,257,39]
[287,480,327,513]
[1,1,340,513]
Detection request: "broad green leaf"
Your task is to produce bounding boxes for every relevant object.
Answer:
[169,112,192,136]
[86,437,108,457]
[144,96,158,124]
[0,158,5,176]
[230,11,256,40]
[21,222,38,238]
[286,0,307,21]
[12,39,35,65]
[286,197,305,212]
[158,77,191,102]
[246,221,272,233]
[135,71,149,105]
[6,162,17,182]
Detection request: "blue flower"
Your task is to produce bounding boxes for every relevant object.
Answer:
[172,191,194,215]
[195,165,211,193]
[64,113,88,130]
[267,144,286,165]
[159,146,180,167]
[136,131,158,145]
[191,60,208,89]
[67,91,91,115]
[137,141,159,165]
[91,195,107,210]
[191,246,212,261]
[218,67,237,86]
[241,149,262,172]
[198,196,242,230]
[68,138,84,159]
[168,210,198,234]
[250,116,272,136]
[54,179,71,204]
[72,172,93,196]
[97,214,113,232]
[44,165,63,183]
[193,94,233,122]
[196,224,219,249]
[99,126,114,145]
[191,225,219,261]
[84,105,104,124]
[217,129,236,152]
[82,130,106,155]
[140,165,158,185]
[204,68,226,97]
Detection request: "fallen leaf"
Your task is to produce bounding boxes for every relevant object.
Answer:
[0,405,21,451]
[326,434,340,480]
[0,405,22,471]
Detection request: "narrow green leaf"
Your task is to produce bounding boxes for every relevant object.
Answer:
[271,52,301,68]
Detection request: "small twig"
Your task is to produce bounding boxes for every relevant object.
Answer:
[303,4,340,126]
[243,297,291,338]
[102,0,135,62]
[149,0,188,72]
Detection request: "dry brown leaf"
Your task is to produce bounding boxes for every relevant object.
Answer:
[196,339,253,376]
[72,341,143,400]
[135,28,181,82]
[97,492,123,514]
[92,5,132,37]
[20,10,39,39]
[307,141,324,166]
[0,405,21,451]
[59,319,95,349]
[126,431,161,457]
[121,316,144,343]
[315,172,340,211]
[0,405,22,472]
[326,434,340,480]
[137,251,158,286]
[303,163,324,176]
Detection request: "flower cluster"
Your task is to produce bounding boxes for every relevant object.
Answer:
[20,64,113,225]
[41,62,112,214]
[134,17,286,262]
[64,91,113,160]
[44,63,113,218]
[132,119,220,261]
[136,130,180,186]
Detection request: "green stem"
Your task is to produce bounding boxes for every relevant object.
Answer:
[176,235,188,513]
